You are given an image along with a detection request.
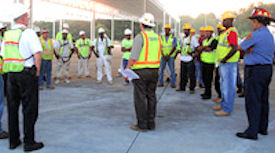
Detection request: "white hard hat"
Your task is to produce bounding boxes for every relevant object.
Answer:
[10,4,29,20]
[79,30,85,36]
[124,29,132,35]
[63,23,69,29]
[34,26,40,32]
[0,23,6,29]
[139,13,155,27]
[62,29,69,34]
[98,28,105,33]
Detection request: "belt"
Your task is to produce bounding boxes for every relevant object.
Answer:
[245,64,272,68]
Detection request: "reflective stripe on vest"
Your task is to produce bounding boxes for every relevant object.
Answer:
[40,38,54,60]
[131,31,161,69]
[0,58,3,74]
[3,29,25,72]
[201,37,216,64]
[216,27,240,63]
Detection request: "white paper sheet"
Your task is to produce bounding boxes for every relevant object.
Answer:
[121,69,140,81]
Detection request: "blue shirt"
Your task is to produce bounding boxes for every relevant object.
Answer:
[240,26,274,65]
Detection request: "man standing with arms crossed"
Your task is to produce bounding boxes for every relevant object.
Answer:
[126,13,161,131]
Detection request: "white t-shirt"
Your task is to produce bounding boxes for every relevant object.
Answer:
[180,35,199,62]
[0,24,42,67]
[54,39,74,58]
[92,36,111,57]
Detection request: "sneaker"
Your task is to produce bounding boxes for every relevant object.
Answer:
[170,84,176,88]
[55,79,60,84]
[157,83,164,87]
[65,79,70,84]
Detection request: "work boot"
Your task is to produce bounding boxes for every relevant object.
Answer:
[189,90,195,94]
[24,142,44,152]
[176,88,185,92]
[0,131,8,139]
[170,84,176,88]
[157,83,164,87]
[236,132,258,140]
[46,85,55,89]
[39,86,44,90]
[9,139,21,150]
[148,121,155,130]
[212,105,222,111]
[214,110,231,117]
[130,125,147,132]
[212,98,222,104]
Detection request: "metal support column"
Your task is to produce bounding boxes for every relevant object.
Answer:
[111,15,115,41]
[131,20,134,37]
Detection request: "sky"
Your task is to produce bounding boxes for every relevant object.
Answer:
[158,0,274,18]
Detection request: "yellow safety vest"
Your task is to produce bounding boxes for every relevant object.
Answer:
[2,29,25,73]
[0,58,3,74]
[131,30,161,69]
[201,37,216,64]
[40,38,54,60]
[216,27,240,63]
[181,36,192,55]
[161,35,176,57]
[76,38,91,58]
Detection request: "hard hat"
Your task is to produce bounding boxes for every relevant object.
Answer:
[79,30,85,36]
[98,28,105,33]
[221,27,226,31]
[10,4,29,20]
[191,28,196,33]
[62,29,69,34]
[164,24,171,29]
[199,27,205,31]
[221,11,236,20]
[183,23,191,30]
[248,8,274,21]
[216,23,223,29]
[139,13,155,27]
[205,26,214,32]
[41,28,49,33]
[124,29,132,35]
[0,23,6,29]
[34,26,40,32]
[63,23,69,29]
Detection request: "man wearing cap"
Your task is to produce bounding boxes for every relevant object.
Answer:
[126,13,161,131]
[76,30,92,78]
[212,24,226,104]
[54,29,74,84]
[34,27,41,37]
[55,23,73,41]
[158,24,177,88]
[197,26,218,100]
[92,28,112,84]
[236,8,274,140]
[0,5,44,151]
[121,28,133,85]
[177,23,199,94]
[38,28,55,89]
[214,11,240,116]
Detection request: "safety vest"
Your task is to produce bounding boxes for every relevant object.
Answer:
[216,27,240,63]
[0,58,3,74]
[40,38,54,60]
[181,36,192,55]
[55,31,73,41]
[58,39,72,56]
[131,30,161,69]
[2,29,25,73]
[95,37,109,55]
[201,37,216,64]
[121,38,133,60]
[161,35,176,57]
[76,38,91,58]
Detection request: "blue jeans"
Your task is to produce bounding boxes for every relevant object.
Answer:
[39,59,52,86]
[219,62,237,113]
[195,61,203,85]
[0,75,4,132]
[122,59,129,83]
[158,57,176,85]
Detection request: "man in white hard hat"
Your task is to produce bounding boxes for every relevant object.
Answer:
[54,29,74,84]
[121,28,133,85]
[126,13,161,131]
[55,23,73,41]
[34,26,41,37]
[0,4,44,151]
[92,27,112,84]
[76,30,92,78]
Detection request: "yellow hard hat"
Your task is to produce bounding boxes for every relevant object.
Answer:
[205,26,214,32]
[221,27,226,31]
[191,28,195,33]
[199,27,205,31]
[221,11,236,20]
[164,24,171,29]
[183,23,192,30]
[216,24,223,29]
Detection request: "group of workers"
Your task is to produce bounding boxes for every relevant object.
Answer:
[0,2,274,152]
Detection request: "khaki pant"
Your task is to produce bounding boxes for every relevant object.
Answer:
[96,55,112,82]
[55,58,70,79]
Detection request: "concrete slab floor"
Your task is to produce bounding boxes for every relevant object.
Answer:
[0,76,275,153]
